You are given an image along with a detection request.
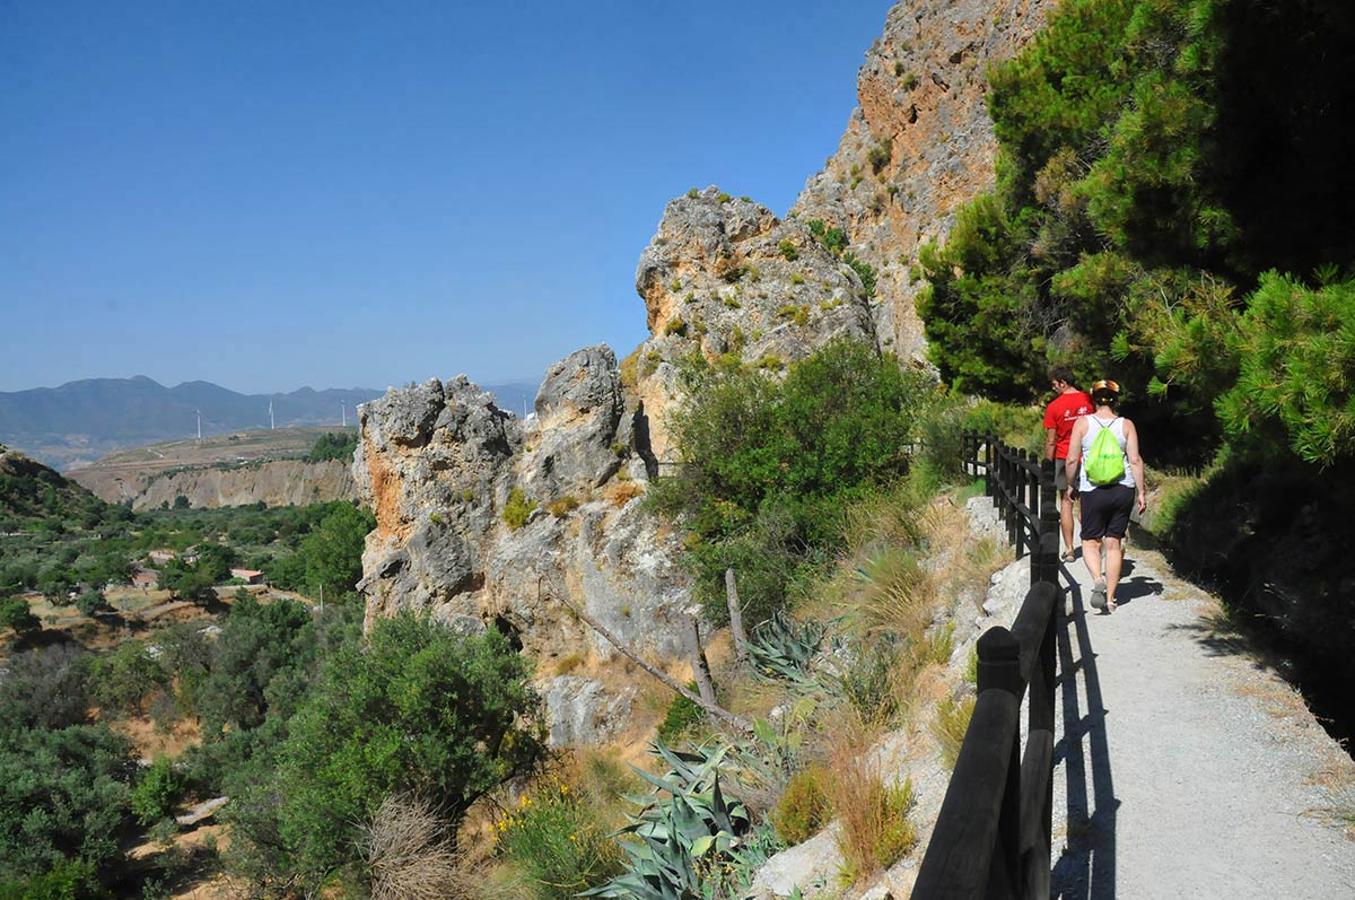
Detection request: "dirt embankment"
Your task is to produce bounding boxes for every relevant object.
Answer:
[125,458,356,510]
[68,427,357,508]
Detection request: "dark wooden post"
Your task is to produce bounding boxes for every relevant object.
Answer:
[978,627,1022,893]
[1038,460,1059,586]
[986,433,997,501]
[1006,449,1019,552]
[686,617,717,709]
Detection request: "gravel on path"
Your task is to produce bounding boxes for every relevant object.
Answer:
[1047,526,1355,899]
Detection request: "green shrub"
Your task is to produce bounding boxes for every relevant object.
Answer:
[0,597,38,633]
[776,304,810,327]
[772,767,833,844]
[503,488,537,531]
[89,641,168,717]
[838,640,901,724]
[790,272,805,285]
[307,432,358,463]
[0,724,136,882]
[664,317,689,337]
[74,589,107,617]
[778,239,799,261]
[650,340,934,624]
[656,683,704,742]
[866,140,892,174]
[0,858,105,900]
[717,192,732,204]
[806,219,847,256]
[131,757,184,826]
[962,400,1044,454]
[843,253,877,298]
[248,614,546,890]
[497,779,625,897]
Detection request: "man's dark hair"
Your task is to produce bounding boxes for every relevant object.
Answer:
[1048,365,1075,386]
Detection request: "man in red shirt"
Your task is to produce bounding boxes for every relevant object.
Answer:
[1043,367,1093,560]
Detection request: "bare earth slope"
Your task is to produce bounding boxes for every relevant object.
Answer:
[69,427,357,509]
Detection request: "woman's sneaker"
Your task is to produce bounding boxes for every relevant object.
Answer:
[1090,579,1108,611]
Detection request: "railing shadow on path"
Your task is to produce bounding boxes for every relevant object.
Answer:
[1051,563,1120,899]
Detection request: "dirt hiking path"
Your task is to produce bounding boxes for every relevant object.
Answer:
[1045,526,1355,899]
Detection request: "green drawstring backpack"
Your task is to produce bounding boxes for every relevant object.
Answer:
[1084,418,1126,486]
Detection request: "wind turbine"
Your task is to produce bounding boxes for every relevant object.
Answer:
[341,402,347,427]
[269,399,275,430]
[196,409,202,441]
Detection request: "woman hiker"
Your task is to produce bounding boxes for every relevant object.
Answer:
[1063,380,1146,613]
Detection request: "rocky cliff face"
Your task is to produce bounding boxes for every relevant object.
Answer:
[629,188,880,458]
[127,459,355,510]
[354,357,692,746]
[355,0,1057,746]
[794,0,1056,363]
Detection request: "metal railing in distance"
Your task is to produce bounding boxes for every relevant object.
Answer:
[914,433,1062,898]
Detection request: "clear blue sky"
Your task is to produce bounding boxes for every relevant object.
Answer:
[1,1,889,393]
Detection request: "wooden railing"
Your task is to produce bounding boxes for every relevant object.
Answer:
[915,432,1062,898]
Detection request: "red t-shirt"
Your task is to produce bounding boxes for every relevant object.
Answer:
[1043,391,1094,459]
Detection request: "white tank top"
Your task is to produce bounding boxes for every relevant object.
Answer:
[1079,415,1135,492]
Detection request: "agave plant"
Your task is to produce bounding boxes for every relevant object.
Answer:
[746,610,825,684]
[584,742,752,899]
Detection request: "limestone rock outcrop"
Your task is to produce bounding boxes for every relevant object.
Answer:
[355,353,692,746]
[630,188,878,458]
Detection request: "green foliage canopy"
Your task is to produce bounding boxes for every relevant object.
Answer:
[651,340,937,622]
[305,431,358,463]
[915,0,1355,465]
[0,723,136,881]
[249,614,546,889]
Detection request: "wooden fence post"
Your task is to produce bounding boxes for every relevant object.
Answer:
[986,433,996,501]
[977,627,1022,894]
[1038,460,1059,586]
[686,616,718,710]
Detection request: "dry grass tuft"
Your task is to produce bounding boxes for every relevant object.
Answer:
[361,793,462,900]
[931,695,976,770]
[553,651,585,675]
[605,480,645,507]
[1307,757,1355,840]
[852,546,937,639]
[825,723,917,884]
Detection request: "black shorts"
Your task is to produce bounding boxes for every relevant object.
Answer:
[1080,484,1134,540]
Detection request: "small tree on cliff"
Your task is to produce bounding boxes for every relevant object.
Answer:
[236,612,546,891]
[300,502,375,601]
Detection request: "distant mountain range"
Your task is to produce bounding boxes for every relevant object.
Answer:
[0,376,538,470]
